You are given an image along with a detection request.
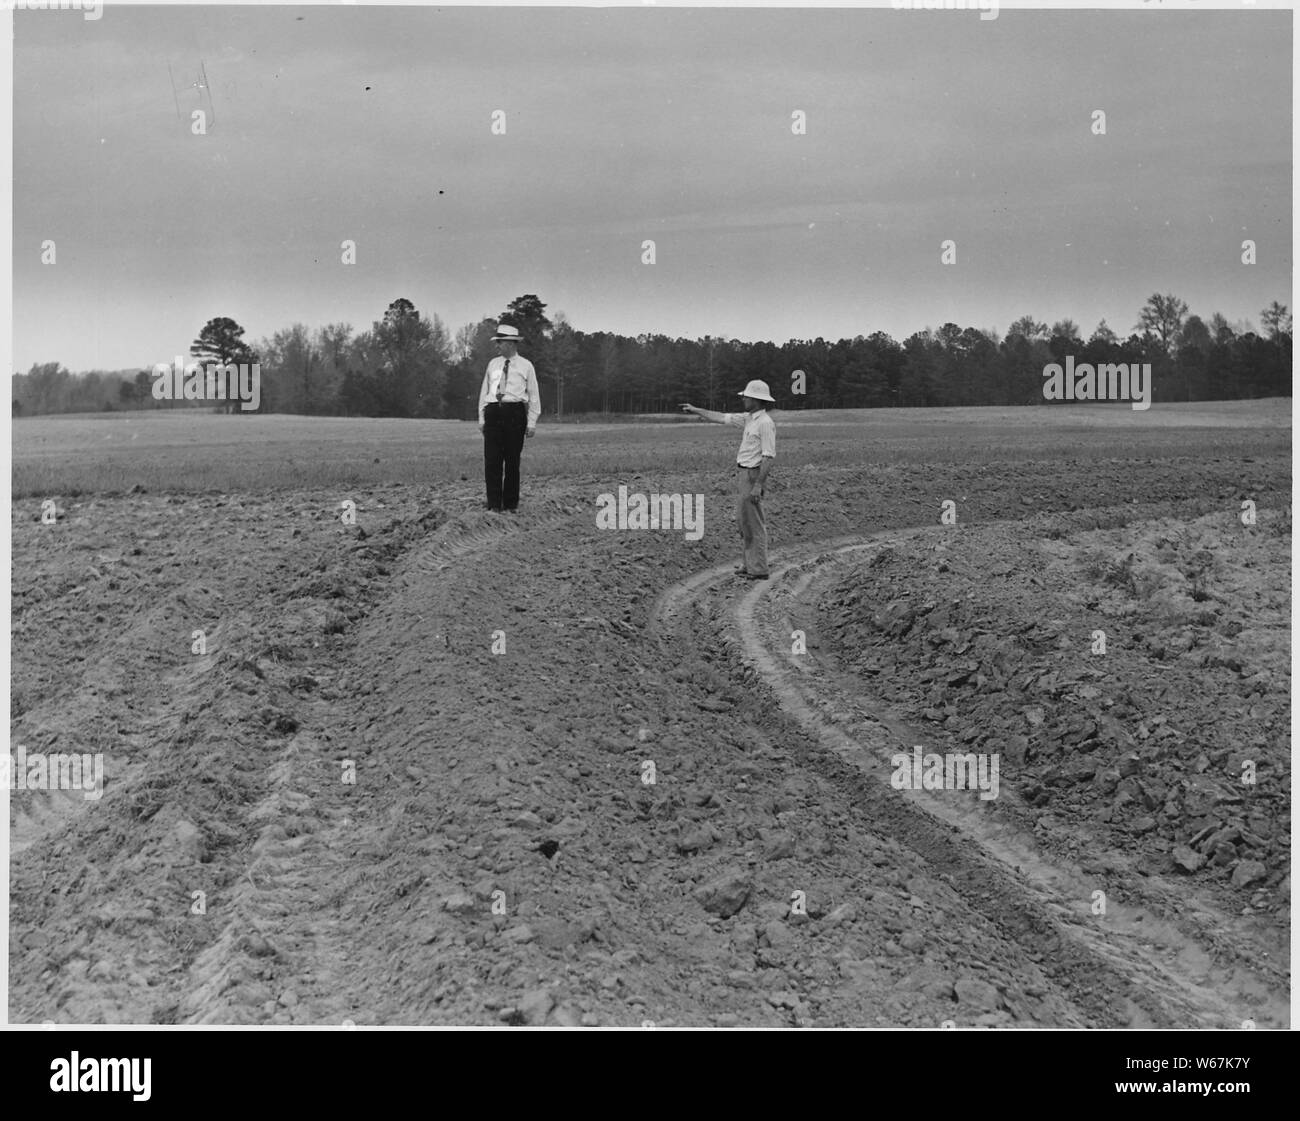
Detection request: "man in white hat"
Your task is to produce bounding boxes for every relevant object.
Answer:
[477,323,541,512]
[680,380,776,578]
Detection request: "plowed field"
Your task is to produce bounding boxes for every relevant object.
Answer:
[8,401,1290,1027]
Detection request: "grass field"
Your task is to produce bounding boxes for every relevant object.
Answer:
[11,398,1292,498]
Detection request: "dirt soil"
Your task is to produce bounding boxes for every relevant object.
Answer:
[8,448,1290,1027]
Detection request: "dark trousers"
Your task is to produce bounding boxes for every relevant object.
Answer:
[483,401,528,510]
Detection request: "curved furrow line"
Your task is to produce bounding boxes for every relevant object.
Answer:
[652,532,1285,1028]
[397,503,581,587]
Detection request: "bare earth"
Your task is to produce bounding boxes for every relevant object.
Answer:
[8,402,1290,1027]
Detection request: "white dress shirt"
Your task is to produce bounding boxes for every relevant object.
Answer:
[478,354,542,428]
[722,409,777,467]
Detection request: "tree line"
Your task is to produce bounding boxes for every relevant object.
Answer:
[12,293,1291,418]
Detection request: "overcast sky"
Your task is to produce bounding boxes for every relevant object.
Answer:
[12,3,1292,372]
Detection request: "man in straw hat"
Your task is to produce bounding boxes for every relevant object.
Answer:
[680,380,776,579]
[478,323,541,513]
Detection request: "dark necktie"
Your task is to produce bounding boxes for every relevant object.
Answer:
[496,358,511,402]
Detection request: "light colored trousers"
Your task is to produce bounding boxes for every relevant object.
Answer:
[737,465,769,576]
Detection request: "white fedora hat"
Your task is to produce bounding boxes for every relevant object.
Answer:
[492,324,523,343]
[738,379,775,403]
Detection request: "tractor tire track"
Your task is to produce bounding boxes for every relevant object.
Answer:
[652,529,1289,1029]
[173,499,587,1024]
